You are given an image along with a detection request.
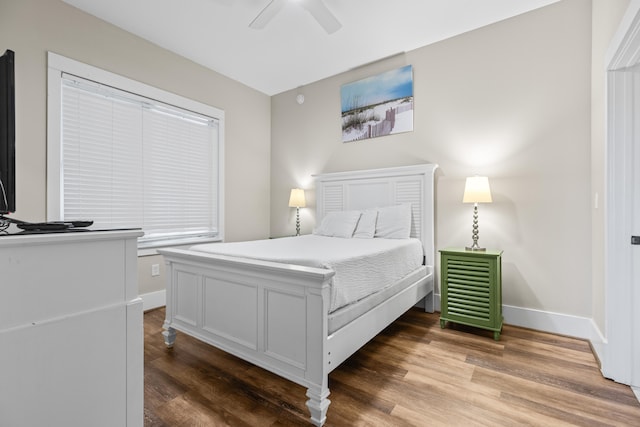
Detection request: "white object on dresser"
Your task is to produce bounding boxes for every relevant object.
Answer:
[0,229,144,427]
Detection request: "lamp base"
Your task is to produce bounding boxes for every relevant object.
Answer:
[295,207,301,236]
[466,203,485,251]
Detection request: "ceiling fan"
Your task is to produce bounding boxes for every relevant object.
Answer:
[249,0,342,34]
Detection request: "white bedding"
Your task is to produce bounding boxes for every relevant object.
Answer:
[189,235,424,313]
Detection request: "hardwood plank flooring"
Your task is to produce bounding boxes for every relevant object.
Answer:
[144,308,640,426]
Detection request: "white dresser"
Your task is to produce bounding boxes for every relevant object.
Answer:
[0,229,144,427]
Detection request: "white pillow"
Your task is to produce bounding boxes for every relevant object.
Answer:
[314,210,362,238]
[352,209,378,238]
[374,204,412,239]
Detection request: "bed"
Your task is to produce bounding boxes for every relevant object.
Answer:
[159,163,438,426]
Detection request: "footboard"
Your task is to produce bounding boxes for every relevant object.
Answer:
[159,247,335,426]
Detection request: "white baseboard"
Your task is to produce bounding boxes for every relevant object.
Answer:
[502,304,600,340]
[435,294,605,344]
[140,290,166,312]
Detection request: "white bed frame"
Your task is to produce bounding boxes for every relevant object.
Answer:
[159,163,438,426]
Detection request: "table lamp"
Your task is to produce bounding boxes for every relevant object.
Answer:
[463,176,492,251]
[289,188,306,236]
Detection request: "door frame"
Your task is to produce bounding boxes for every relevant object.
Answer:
[604,0,640,388]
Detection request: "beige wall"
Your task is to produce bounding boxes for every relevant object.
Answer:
[590,0,630,332]
[0,0,272,295]
[271,0,597,317]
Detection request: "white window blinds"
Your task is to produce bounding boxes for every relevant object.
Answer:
[60,74,220,245]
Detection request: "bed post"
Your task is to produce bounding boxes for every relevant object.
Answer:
[304,279,331,426]
[162,323,177,348]
[162,258,177,347]
[306,387,330,427]
[423,164,438,313]
[423,284,435,313]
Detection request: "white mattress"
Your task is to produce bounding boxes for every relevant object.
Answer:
[189,235,425,313]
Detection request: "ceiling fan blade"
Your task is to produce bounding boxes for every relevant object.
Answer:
[300,0,342,34]
[249,0,286,29]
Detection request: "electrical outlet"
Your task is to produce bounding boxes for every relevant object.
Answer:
[151,264,160,276]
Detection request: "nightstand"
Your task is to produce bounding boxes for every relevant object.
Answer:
[439,248,503,340]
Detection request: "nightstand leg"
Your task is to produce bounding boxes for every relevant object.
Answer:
[440,319,445,329]
[494,331,501,341]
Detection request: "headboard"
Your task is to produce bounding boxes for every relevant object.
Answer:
[313,164,438,267]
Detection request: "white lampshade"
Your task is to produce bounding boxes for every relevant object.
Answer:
[463,176,492,204]
[288,188,306,208]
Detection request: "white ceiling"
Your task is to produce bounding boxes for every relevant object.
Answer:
[61,0,560,96]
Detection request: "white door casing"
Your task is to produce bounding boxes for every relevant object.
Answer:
[604,0,640,388]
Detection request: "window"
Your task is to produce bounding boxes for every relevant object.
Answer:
[47,53,224,248]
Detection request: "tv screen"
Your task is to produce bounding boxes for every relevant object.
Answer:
[0,49,15,215]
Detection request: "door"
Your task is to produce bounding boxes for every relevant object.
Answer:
[632,68,640,390]
[605,4,640,391]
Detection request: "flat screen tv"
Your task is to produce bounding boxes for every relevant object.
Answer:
[0,49,15,215]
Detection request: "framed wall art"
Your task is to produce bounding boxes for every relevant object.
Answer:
[341,65,414,143]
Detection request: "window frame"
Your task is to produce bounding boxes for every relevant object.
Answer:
[46,52,225,250]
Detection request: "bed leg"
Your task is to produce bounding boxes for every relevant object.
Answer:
[423,291,435,313]
[162,322,176,348]
[305,386,330,426]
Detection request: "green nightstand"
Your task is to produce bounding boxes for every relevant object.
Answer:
[439,248,503,340]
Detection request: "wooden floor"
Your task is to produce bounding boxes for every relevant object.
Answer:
[144,307,640,426]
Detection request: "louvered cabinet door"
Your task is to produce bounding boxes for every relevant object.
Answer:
[439,248,503,340]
